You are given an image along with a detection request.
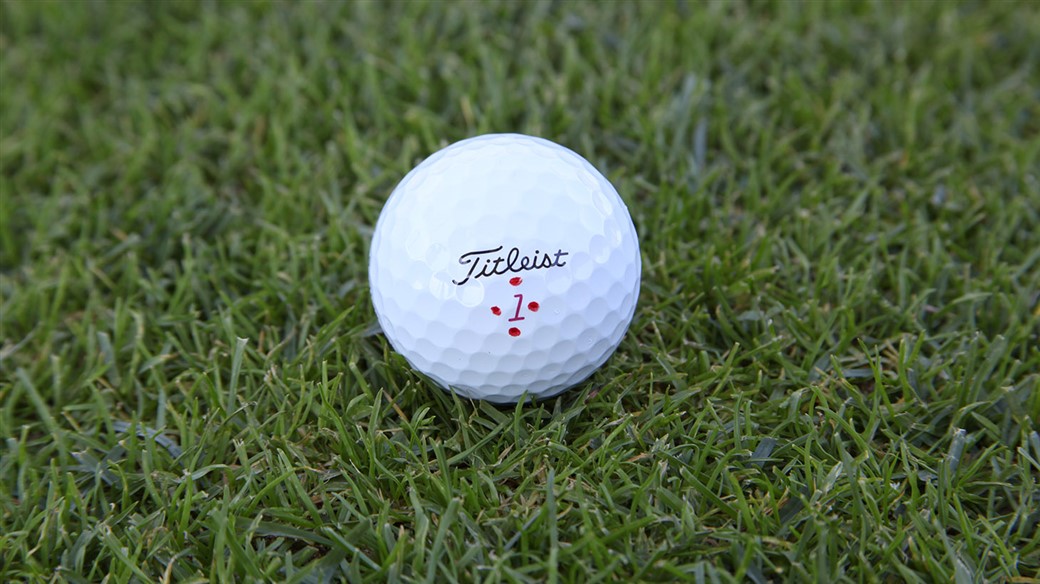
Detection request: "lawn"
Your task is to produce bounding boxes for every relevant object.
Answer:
[2,0,1038,581]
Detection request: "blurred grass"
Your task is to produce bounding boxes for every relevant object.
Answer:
[1,0,1038,581]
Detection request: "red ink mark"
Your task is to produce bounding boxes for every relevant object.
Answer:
[509,294,525,322]
[527,301,540,312]
[508,327,521,337]
[509,277,522,286]
[491,306,502,316]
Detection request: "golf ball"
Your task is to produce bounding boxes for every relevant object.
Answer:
[369,134,641,403]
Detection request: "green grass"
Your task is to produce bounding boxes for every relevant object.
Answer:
[2,0,1039,581]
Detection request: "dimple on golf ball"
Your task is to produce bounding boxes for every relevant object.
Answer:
[368,133,641,403]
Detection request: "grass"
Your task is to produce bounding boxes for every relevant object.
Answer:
[1,0,1038,581]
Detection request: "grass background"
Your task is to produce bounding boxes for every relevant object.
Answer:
[2,0,1039,581]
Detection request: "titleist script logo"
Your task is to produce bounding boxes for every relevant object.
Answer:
[452,246,570,286]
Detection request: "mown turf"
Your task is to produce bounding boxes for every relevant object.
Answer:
[2,1,1038,582]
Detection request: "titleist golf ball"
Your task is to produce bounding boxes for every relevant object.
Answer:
[369,134,641,403]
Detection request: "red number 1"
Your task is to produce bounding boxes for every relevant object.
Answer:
[508,294,525,322]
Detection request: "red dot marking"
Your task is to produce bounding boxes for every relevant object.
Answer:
[491,306,502,316]
[527,301,540,312]
[508,327,521,337]
[509,277,522,286]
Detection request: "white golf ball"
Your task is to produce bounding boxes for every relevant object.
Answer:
[369,134,641,403]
